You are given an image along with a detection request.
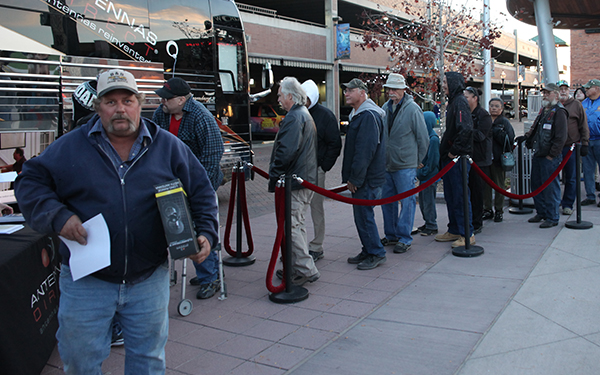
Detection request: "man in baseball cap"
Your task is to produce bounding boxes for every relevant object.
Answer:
[580,79,600,206]
[154,77,190,99]
[96,68,139,97]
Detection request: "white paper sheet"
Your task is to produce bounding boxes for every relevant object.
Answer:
[0,172,17,183]
[59,213,111,281]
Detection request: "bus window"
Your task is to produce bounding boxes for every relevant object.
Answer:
[217,30,246,93]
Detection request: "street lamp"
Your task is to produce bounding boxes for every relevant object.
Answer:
[500,70,506,97]
[518,75,524,121]
[533,78,539,92]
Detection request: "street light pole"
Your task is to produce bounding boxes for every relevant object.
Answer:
[501,70,506,98]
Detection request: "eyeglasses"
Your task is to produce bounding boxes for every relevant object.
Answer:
[343,88,357,94]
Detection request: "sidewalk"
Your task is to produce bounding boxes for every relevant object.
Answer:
[42,192,600,374]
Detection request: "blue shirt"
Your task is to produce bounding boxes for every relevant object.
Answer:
[89,118,152,179]
[582,97,600,140]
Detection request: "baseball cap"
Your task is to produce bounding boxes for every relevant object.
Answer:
[583,79,600,89]
[97,69,138,97]
[541,83,560,92]
[343,78,368,91]
[556,80,569,87]
[155,77,191,99]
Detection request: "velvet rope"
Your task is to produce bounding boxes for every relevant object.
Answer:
[471,148,573,200]
[251,165,269,179]
[298,159,457,206]
[223,168,254,257]
[237,169,254,257]
[223,168,238,257]
[266,185,286,293]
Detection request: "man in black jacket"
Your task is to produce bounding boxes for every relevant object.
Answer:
[435,72,475,248]
[301,79,342,262]
[464,87,492,233]
[270,77,320,285]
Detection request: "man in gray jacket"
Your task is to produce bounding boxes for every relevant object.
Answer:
[380,73,429,254]
[270,77,320,286]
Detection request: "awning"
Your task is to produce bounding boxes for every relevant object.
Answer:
[0,25,65,56]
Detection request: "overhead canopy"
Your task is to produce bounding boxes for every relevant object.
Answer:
[0,25,64,56]
[530,35,568,46]
[506,0,600,30]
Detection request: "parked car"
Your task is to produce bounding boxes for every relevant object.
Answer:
[250,103,285,135]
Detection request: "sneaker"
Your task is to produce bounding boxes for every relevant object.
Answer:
[380,237,398,246]
[473,226,483,235]
[562,207,573,215]
[482,210,494,220]
[111,326,124,347]
[393,243,411,254]
[435,232,461,242]
[189,276,201,286]
[196,279,220,299]
[451,235,476,248]
[581,199,596,206]
[356,254,387,270]
[420,228,438,236]
[411,225,426,235]
[539,220,558,228]
[309,250,324,262]
[291,272,320,286]
[348,252,369,264]
[528,214,545,223]
[494,211,503,222]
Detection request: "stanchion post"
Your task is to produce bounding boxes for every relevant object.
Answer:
[566,144,593,230]
[269,175,309,303]
[509,141,533,215]
[453,156,484,258]
[223,162,256,267]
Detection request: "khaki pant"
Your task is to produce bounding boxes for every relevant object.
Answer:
[309,167,326,253]
[291,188,318,277]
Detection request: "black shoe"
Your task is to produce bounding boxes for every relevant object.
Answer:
[348,252,369,264]
[380,237,398,246]
[482,210,494,220]
[275,269,284,280]
[539,220,558,228]
[581,199,596,206]
[410,225,426,235]
[189,277,201,286]
[494,211,503,222]
[309,250,324,262]
[196,279,220,299]
[357,254,387,270]
[290,272,320,286]
[528,214,545,223]
[393,243,411,254]
[111,325,124,347]
[420,228,438,236]
[473,226,483,235]
[596,182,600,192]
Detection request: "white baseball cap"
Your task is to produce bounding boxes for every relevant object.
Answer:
[97,69,138,97]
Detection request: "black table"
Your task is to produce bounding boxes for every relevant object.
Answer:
[0,226,61,375]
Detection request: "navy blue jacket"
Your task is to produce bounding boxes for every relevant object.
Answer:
[15,118,218,284]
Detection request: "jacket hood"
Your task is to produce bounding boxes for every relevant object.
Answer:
[301,79,319,110]
[351,98,386,120]
[445,72,466,101]
[423,111,437,137]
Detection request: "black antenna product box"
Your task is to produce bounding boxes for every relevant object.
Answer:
[155,179,199,260]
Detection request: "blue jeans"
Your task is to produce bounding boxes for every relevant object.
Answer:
[381,169,417,245]
[532,155,562,223]
[353,184,385,258]
[57,264,170,375]
[441,160,473,237]
[561,146,577,209]
[418,179,438,230]
[193,250,218,283]
[582,139,600,201]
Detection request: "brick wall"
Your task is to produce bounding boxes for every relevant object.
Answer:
[570,30,600,87]
[245,23,327,60]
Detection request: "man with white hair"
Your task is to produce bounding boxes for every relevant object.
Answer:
[517,83,567,228]
[15,68,218,374]
[301,79,342,262]
[380,73,429,254]
[270,76,320,286]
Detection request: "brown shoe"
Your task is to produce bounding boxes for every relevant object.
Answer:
[451,235,476,248]
[435,232,461,242]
